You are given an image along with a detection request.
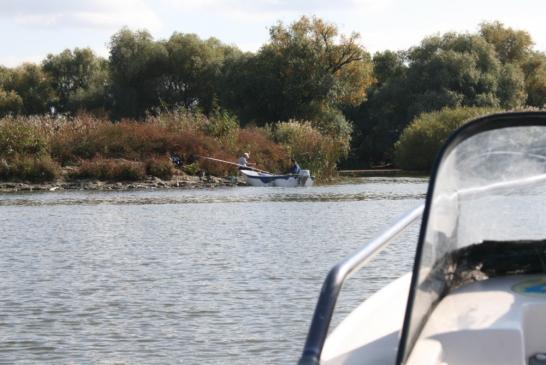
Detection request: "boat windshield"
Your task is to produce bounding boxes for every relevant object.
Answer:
[398,113,546,363]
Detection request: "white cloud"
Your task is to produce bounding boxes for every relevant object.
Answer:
[3,0,163,32]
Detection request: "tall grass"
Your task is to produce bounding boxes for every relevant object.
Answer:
[0,155,59,182]
[271,120,350,179]
[70,158,146,181]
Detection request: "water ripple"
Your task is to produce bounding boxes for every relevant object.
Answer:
[0,177,427,364]
[0,191,426,206]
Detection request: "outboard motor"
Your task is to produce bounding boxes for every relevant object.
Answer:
[298,169,311,186]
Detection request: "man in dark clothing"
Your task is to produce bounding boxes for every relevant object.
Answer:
[287,158,301,174]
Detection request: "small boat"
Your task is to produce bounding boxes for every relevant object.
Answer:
[240,169,313,187]
[299,111,546,365]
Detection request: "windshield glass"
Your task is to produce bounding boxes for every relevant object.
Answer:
[399,118,546,363]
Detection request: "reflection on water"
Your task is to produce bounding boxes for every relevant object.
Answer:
[0,177,427,364]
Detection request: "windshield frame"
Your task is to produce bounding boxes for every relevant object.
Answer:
[396,111,546,364]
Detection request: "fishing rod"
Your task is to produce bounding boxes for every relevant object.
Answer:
[196,155,273,174]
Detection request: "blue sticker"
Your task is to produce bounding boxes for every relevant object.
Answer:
[512,278,546,296]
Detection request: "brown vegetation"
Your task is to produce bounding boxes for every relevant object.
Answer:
[1,111,350,184]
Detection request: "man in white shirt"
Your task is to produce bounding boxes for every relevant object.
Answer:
[237,152,256,170]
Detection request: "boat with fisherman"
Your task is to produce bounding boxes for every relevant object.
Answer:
[298,111,546,365]
[198,155,314,187]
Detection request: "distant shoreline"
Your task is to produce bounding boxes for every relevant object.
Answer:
[338,169,427,177]
[0,171,429,193]
[0,175,243,193]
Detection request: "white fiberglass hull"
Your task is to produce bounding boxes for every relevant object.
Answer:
[321,274,411,365]
[240,169,313,187]
[321,273,546,365]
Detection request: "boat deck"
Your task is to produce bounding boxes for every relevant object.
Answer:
[408,275,546,365]
[321,274,546,365]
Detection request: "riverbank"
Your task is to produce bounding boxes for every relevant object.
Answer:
[338,169,427,177]
[0,173,244,193]
[0,171,429,193]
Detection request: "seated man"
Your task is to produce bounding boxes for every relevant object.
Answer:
[237,152,255,170]
[287,158,301,174]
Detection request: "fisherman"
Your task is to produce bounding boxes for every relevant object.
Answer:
[287,157,301,175]
[237,152,255,170]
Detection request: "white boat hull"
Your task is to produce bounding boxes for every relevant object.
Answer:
[322,274,411,365]
[240,169,313,187]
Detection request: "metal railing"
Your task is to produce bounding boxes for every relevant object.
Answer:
[297,204,424,365]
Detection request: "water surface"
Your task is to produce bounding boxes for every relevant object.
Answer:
[0,177,427,364]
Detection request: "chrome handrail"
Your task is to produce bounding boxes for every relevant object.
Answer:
[297,204,424,365]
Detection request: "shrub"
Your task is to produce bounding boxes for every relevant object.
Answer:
[0,89,23,116]
[0,117,50,158]
[237,127,288,174]
[49,114,103,164]
[0,155,59,182]
[145,157,173,180]
[204,109,240,151]
[183,162,201,176]
[148,107,208,134]
[71,158,145,181]
[50,114,229,172]
[394,106,501,171]
[51,118,174,163]
[272,120,348,178]
[205,109,239,138]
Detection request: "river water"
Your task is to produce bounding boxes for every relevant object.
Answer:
[0,177,427,364]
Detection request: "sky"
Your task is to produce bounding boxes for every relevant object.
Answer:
[1,0,545,67]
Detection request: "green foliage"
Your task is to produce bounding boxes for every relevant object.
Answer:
[0,117,49,157]
[521,52,546,107]
[372,51,406,85]
[160,33,241,113]
[353,29,531,166]
[109,28,169,118]
[108,29,240,119]
[479,21,533,65]
[271,120,348,178]
[7,64,56,115]
[405,33,516,111]
[0,89,23,116]
[394,106,501,171]
[183,162,200,176]
[1,18,545,172]
[42,48,109,114]
[150,106,209,133]
[204,108,239,138]
[498,63,526,108]
[220,16,373,126]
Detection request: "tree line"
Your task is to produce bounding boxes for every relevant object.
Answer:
[1,17,545,167]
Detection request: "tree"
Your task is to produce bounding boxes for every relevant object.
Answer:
[108,28,168,118]
[7,64,56,115]
[221,16,373,126]
[0,67,23,116]
[160,33,241,113]
[521,52,546,107]
[42,48,109,113]
[479,21,533,65]
[0,89,23,116]
[352,31,528,166]
[394,106,501,171]
[347,51,410,165]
